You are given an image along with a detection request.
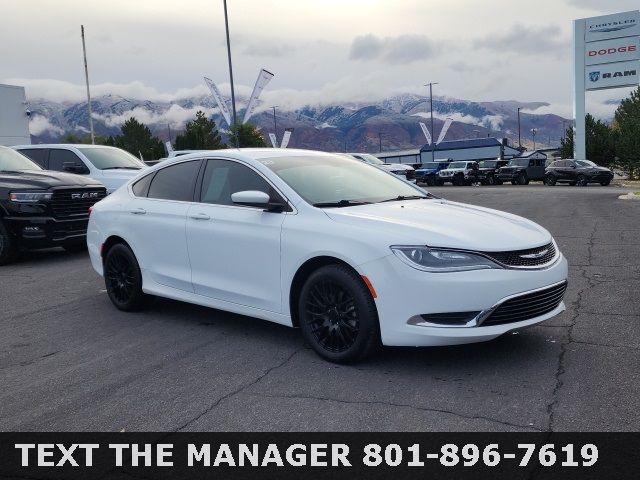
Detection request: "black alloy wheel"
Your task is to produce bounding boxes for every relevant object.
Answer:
[299,264,380,363]
[0,220,17,266]
[104,243,149,311]
[545,175,557,186]
[486,175,495,185]
[518,172,528,185]
[576,174,588,186]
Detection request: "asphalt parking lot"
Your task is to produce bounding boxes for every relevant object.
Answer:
[0,184,638,432]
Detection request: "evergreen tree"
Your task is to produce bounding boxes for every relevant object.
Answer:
[559,114,615,167]
[61,132,110,145]
[613,86,640,180]
[227,122,267,148]
[112,118,165,161]
[175,111,225,150]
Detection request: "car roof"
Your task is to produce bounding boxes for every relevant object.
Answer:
[12,144,119,149]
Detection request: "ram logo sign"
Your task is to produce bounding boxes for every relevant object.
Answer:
[585,60,639,91]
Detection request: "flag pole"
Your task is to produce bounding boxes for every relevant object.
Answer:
[81,25,95,144]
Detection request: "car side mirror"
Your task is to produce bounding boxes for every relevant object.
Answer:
[231,190,286,212]
[62,162,89,174]
[571,165,577,169]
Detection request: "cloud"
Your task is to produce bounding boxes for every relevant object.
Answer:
[565,0,639,11]
[92,104,219,129]
[349,34,436,64]
[411,111,504,131]
[5,78,209,103]
[475,24,569,57]
[29,115,64,136]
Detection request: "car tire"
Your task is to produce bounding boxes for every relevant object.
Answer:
[298,264,380,363]
[545,175,557,186]
[518,172,528,185]
[600,180,611,186]
[0,220,18,266]
[486,175,495,185]
[425,176,435,186]
[576,174,588,186]
[103,243,150,311]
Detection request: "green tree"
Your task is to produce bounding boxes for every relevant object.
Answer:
[61,132,110,145]
[613,86,640,180]
[175,111,225,150]
[227,122,267,148]
[559,114,615,167]
[112,118,165,161]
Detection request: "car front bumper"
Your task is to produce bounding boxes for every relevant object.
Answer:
[5,216,89,249]
[359,252,569,347]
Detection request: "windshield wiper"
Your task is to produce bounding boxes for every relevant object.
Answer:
[378,195,430,203]
[313,200,372,208]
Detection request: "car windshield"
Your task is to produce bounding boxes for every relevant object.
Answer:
[508,159,526,167]
[448,162,467,169]
[77,147,145,170]
[420,163,439,169]
[261,154,428,206]
[576,160,597,167]
[479,161,497,168]
[352,153,385,165]
[0,148,42,172]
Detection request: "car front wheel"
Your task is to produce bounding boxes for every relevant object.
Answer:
[545,175,557,186]
[298,264,380,363]
[600,179,611,186]
[576,174,588,186]
[104,243,150,311]
[518,172,528,185]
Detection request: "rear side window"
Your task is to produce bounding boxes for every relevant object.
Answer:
[147,160,201,201]
[49,149,85,172]
[18,149,47,167]
[132,173,155,197]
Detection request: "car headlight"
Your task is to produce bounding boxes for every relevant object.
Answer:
[390,246,502,272]
[9,191,53,203]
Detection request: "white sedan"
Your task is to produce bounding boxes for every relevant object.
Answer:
[87,149,568,363]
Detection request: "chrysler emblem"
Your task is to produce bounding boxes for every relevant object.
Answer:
[520,249,548,259]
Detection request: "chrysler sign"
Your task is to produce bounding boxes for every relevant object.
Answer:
[585,60,639,91]
[586,11,640,42]
[586,37,640,65]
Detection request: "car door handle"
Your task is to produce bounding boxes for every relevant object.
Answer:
[130,208,146,215]
[189,213,210,221]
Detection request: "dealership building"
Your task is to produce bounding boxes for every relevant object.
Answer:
[376,137,522,165]
[0,84,30,146]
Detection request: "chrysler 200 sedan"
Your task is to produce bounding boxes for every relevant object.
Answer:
[88,149,568,363]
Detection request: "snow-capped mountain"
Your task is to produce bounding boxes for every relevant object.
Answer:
[27,93,568,152]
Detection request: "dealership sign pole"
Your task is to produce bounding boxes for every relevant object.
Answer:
[573,10,640,160]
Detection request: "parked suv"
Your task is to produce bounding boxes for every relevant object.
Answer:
[477,159,510,185]
[437,161,480,186]
[0,146,106,265]
[544,159,614,186]
[13,144,146,194]
[415,161,450,186]
[496,158,546,185]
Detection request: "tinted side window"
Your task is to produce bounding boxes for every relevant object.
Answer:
[18,149,47,167]
[48,149,84,171]
[200,159,277,206]
[148,160,200,201]
[132,173,155,197]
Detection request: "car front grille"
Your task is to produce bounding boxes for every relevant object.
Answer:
[481,242,557,268]
[481,281,567,326]
[51,188,107,219]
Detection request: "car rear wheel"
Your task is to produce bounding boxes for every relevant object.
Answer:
[576,174,588,186]
[486,175,495,185]
[104,243,149,311]
[298,264,380,363]
[600,180,611,186]
[0,220,17,266]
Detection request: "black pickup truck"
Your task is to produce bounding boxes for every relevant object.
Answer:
[0,146,107,265]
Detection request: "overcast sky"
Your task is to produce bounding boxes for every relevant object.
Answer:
[2,0,639,118]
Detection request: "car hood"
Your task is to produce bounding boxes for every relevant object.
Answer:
[325,199,551,251]
[441,168,465,173]
[0,170,104,190]
[382,164,414,171]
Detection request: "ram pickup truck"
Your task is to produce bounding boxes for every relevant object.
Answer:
[0,146,106,265]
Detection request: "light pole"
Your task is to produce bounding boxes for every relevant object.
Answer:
[271,106,278,144]
[80,25,95,145]
[531,128,537,151]
[517,107,522,149]
[222,0,238,146]
[425,82,439,162]
[378,132,383,152]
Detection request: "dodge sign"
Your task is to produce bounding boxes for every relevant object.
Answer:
[586,37,640,65]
